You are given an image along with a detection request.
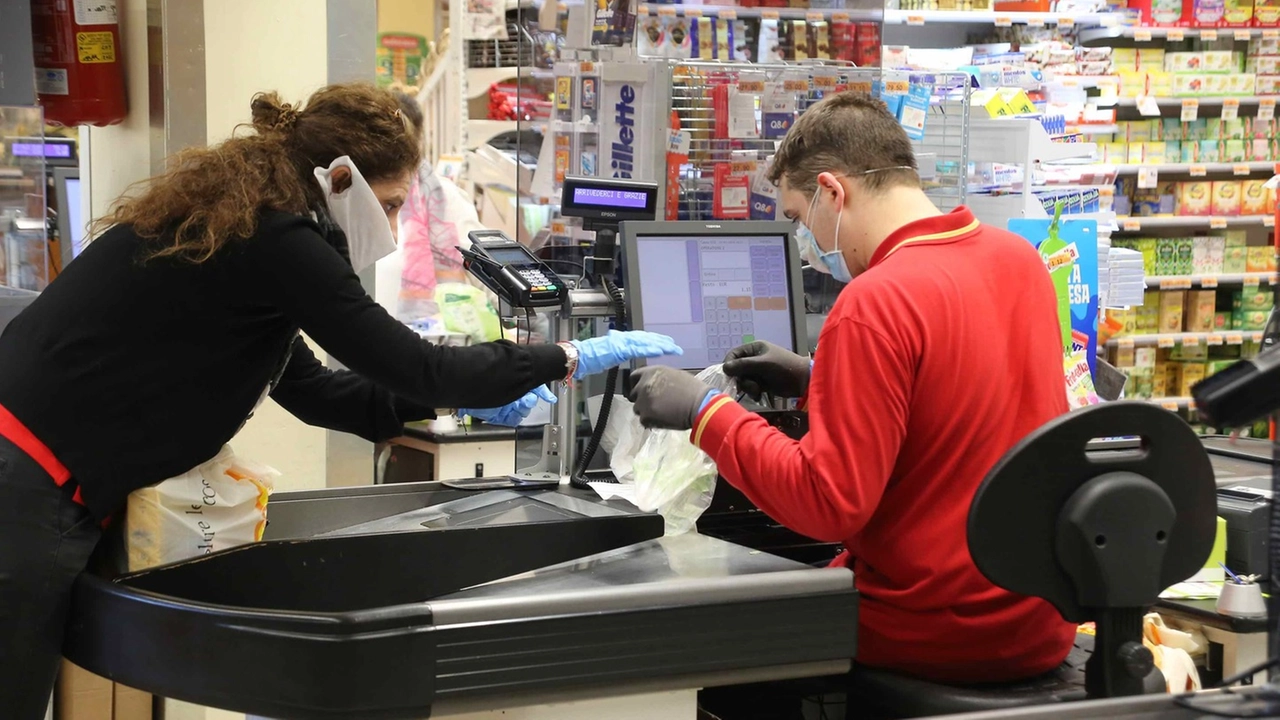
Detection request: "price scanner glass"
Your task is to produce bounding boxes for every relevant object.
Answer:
[484,246,540,264]
[623,221,805,371]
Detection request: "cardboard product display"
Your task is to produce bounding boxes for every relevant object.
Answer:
[56,660,151,720]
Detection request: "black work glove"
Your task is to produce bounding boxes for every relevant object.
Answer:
[627,366,715,431]
[722,341,811,400]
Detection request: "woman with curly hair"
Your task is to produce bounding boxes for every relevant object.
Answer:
[0,82,678,718]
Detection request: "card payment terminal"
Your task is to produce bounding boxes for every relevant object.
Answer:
[459,231,567,309]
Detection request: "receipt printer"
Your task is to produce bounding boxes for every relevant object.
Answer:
[1217,486,1270,579]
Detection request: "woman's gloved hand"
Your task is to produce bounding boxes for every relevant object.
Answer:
[722,340,812,400]
[627,366,717,431]
[570,330,683,380]
[460,385,557,427]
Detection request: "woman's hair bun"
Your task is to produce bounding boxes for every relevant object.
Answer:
[250,92,299,134]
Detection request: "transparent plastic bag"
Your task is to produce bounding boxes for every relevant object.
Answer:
[631,364,737,535]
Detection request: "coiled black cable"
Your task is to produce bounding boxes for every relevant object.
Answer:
[569,275,626,489]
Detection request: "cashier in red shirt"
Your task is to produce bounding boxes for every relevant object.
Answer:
[628,91,1077,684]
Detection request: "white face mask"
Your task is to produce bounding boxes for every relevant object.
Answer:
[313,156,397,274]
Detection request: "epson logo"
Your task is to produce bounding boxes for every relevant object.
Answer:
[601,211,617,217]
[611,85,636,179]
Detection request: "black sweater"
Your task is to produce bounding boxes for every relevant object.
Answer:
[0,211,567,518]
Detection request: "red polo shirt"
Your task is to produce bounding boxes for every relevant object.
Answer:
[693,206,1076,683]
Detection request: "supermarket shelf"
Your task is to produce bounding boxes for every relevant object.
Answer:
[637,4,880,21]
[1145,397,1195,410]
[466,67,554,98]
[883,10,1122,26]
[1109,96,1276,110]
[1080,25,1279,47]
[1075,124,1120,136]
[1145,273,1279,287]
[1108,331,1266,347]
[1114,162,1278,177]
[1115,215,1276,230]
[970,118,1097,164]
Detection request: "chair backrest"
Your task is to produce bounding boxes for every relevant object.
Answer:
[967,402,1217,623]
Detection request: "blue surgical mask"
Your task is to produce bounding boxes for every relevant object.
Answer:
[800,187,851,283]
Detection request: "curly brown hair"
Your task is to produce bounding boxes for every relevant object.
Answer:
[94,82,422,263]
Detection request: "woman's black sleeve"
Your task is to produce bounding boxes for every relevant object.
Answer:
[246,221,567,410]
[269,336,436,442]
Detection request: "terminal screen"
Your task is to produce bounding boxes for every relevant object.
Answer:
[633,234,795,370]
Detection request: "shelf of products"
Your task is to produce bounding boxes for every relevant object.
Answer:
[1145,272,1279,286]
[1115,215,1275,229]
[1081,26,1280,46]
[637,4,882,21]
[882,9,1122,25]
[1110,96,1276,107]
[1114,161,1278,175]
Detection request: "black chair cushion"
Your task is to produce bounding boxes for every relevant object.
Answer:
[845,634,1093,719]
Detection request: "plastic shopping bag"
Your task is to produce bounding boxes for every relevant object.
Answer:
[630,364,738,536]
[125,445,278,572]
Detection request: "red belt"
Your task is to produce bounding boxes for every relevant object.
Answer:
[0,403,82,505]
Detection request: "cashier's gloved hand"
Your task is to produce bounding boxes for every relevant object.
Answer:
[723,341,811,400]
[459,385,557,427]
[570,330,683,380]
[627,366,718,431]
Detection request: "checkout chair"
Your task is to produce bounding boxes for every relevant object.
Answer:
[846,401,1218,718]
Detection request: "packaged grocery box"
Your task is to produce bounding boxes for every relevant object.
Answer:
[1204,51,1237,73]
[1225,243,1249,273]
[1208,235,1226,274]
[1166,52,1205,72]
[1241,310,1271,331]
[1204,74,1231,96]
[1247,246,1277,272]
[1162,362,1181,397]
[1222,117,1247,140]
[1179,181,1213,215]
[1145,142,1168,163]
[1162,141,1184,163]
[1214,181,1243,216]
[1250,117,1276,140]
[1186,290,1218,331]
[1113,47,1139,71]
[1242,180,1271,215]
[1160,290,1187,332]
[1173,74,1206,96]
[1215,311,1232,330]
[1182,142,1201,163]
[1185,118,1209,141]
[1208,359,1238,376]
[1199,140,1222,162]
[1225,230,1249,247]
[1226,74,1256,95]
[1194,0,1226,25]
[1136,347,1159,367]
[1257,0,1280,23]
[1223,0,1254,25]
[1128,144,1147,164]
[1193,236,1212,274]
[1139,238,1159,275]
[1249,138,1271,161]
[1178,363,1207,397]
[1256,75,1280,95]
[1178,236,1196,274]
[1254,34,1280,54]
[1157,238,1180,275]
[1139,47,1167,68]
[1222,140,1248,162]
[1237,287,1274,310]
[1247,56,1280,75]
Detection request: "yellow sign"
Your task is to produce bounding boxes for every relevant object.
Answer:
[76,31,116,64]
[984,93,1014,118]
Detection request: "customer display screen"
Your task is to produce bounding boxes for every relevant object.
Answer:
[571,186,651,209]
[632,234,796,370]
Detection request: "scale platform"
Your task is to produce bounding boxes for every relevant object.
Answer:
[63,483,859,719]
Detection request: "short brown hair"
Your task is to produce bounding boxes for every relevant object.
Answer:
[767,91,919,196]
[96,83,422,263]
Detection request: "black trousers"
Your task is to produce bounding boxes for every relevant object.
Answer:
[0,435,102,720]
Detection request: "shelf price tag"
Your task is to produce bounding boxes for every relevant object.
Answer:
[1158,336,1177,348]
[1139,166,1159,189]
[1160,277,1193,289]
[1254,332,1267,342]
[806,11,824,22]
[1123,218,1143,231]
[1190,164,1208,177]
[1161,400,1180,411]
[995,15,1013,26]
[1227,332,1245,345]
[1202,276,1219,288]
[1266,29,1280,39]
[1137,95,1162,117]
[1167,28,1185,41]
[1135,28,1153,41]
[813,73,840,89]
[1233,163,1252,177]
[1259,98,1277,122]
[1210,217,1229,229]
[1266,215,1277,228]
[832,12,849,22]
[1202,28,1219,41]
[720,9,737,19]
[1058,15,1076,27]
[1117,337,1136,349]
[1222,98,1241,121]
[906,14,926,25]
[658,5,677,15]
[1208,333,1225,345]
[1245,274,1262,288]
[762,9,780,19]
[1236,29,1253,41]
[685,7,703,16]
[1181,98,1199,122]
[1027,16,1046,27]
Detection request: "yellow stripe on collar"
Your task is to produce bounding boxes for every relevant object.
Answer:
[880,219,981,261]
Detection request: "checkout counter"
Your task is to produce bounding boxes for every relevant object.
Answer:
[63,480,858,720]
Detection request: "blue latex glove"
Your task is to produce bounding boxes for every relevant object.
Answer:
[570,330,683,380]
[460,385,557,427]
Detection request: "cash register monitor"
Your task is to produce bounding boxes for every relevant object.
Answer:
[622,221,805,371]
[53,167,84,270]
